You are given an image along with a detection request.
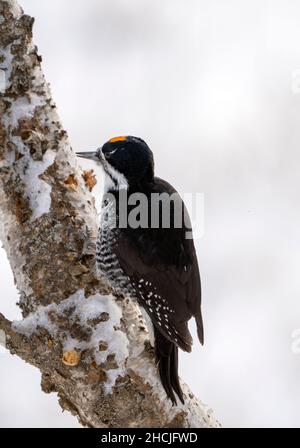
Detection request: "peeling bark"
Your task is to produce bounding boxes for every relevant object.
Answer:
[0,0,220,428]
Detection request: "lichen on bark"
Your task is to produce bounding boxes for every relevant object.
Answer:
[0,0,220,428]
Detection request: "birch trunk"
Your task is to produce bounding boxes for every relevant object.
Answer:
[0,0,220,428]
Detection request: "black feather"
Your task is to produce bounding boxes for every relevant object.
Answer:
[170,343,184,404]
[196,312,204,345]
[154,326,184,405]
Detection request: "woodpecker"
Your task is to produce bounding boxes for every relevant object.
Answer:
[77,136,203,404]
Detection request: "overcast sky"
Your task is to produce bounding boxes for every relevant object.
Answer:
[1,0,300,427]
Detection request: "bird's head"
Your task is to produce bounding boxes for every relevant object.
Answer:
[77,136,154,190]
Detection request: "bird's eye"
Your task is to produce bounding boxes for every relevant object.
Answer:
[105,148,118,159]
[104,148,120,159]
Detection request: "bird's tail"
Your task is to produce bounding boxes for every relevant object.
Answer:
[195,311,204,345]
[154,327,184,405]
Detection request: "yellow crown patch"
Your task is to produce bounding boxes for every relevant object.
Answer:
[109,136,126,143]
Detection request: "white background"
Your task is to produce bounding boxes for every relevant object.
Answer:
[1,0,300,427]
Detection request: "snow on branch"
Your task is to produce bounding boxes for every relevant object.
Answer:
[0,0,220,428]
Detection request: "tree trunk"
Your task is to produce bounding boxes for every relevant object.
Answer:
[0,0,220,428]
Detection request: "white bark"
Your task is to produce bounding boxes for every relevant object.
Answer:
[0,0,220,428]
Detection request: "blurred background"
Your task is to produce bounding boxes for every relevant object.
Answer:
[1,0,300,427]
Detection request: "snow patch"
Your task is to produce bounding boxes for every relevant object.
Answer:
[22,149,56,220]
[0,44,14,90]
[132,354,220,427]
[31,64,45,90]
[0,139,56,220]
[0,42,56,220]
[12,290,129,393]
[8,94,44,128]
[179,385,221,428]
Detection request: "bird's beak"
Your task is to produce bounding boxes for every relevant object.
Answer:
[76,151,99,161]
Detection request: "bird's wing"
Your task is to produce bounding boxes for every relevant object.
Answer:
[114,234,203,352]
